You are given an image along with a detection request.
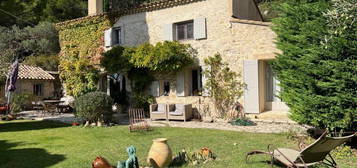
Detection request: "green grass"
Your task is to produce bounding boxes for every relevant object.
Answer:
[0,120,355,168]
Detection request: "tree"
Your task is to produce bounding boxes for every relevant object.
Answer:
[43,0,87,23]
[0,22,60,83]
[271,0,356,131]
[0,0,87,27]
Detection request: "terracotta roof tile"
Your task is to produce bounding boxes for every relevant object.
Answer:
[18,65,55,80]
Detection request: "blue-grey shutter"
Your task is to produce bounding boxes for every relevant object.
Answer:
[104,28,113,47]
[150,81,160,97]
[163,24,173,41]
[176,71,185,97]
[119,25,125,45]
[194,18,207,40]
[243,60,260,114]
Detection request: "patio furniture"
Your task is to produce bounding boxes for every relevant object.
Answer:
[129,108,150,132]
[167,104,192,122]
[40,101,58,116]
[150,104,168,121]
[32,101,43,112]
[0,104,9,114]
[246,131,356,168]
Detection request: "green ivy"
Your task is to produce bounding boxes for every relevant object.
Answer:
[56,16,112,97]
[130,41,195,72]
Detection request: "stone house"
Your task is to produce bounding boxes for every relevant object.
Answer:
[0,65,56,103]
[89,0,289,117]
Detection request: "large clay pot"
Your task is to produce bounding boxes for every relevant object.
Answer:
[147,138,173,168]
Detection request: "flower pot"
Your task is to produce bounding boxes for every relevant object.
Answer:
[147,138,173,168]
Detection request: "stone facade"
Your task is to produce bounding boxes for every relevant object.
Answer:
[0,80,55,101]
[105,0,285,116]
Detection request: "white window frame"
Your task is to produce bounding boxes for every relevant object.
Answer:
[174,20,194,41]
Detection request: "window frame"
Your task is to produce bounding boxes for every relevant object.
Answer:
[174,20,194,41]
[112,27,122,45]
[33,83,43,96]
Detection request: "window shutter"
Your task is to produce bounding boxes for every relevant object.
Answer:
[201,66,209,96]
[194,18,207,40]
[163,24,173,41]
[150,81,160,97]
[176,71,185,97]
[243,60,260,114]
[104,28,113,47]
[119,25,125,45]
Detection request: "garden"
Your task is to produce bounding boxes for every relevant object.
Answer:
[0,120,356,168]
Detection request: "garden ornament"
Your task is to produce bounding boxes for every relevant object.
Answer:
[117,146,139,168]
[92,156,113,168]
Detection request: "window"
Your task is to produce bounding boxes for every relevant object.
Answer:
[113,27,122,45]
[163,81,170,96]
[33,84,43,96]
[175,21,194,40]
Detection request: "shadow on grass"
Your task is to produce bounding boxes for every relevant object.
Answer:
[0,140,65,168]
[0,120,70,132]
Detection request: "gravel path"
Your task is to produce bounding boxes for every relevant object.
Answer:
[148,120,307,134]
[18,111,307,133]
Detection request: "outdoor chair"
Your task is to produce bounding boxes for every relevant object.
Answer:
[246,131,356,168]
[40,102,57,116]
[128,108,150,132]
[167,104,192,122]
[150,104,168,121]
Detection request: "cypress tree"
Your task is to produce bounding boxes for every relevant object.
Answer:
[272,0,356,131]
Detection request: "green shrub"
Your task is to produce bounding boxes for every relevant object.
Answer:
[133,93,155,114]
[10,94,32,114]
[74,91,113,122]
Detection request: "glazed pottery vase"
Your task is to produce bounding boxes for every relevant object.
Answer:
[147,138,173,168]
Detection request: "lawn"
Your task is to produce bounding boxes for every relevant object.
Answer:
[0,120,355,168]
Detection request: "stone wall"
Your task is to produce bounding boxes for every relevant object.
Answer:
[15,79,55,99]
[111,0,280,117]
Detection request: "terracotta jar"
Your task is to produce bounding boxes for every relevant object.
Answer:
[147,138,173,168]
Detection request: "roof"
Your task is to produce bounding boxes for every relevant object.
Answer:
[56,0,205,26]
[18,65,55,80]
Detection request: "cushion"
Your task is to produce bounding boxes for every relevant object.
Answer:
[157,104,166,112]
[152,111,164,114]
[175,104,185,112]
[169,111,183,116]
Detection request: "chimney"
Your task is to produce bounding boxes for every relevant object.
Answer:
[88,0,104,16]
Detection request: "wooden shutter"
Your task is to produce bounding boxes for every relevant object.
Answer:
[150,81,160,97]
[163,24,173,41]
[176,71,185,97]
[243,60,260,114]
[194,18,207,40]
[104,28,113,47]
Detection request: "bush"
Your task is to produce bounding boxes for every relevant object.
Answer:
[133,93,155,115]
[74,91,113,123]
[10,93,32,114]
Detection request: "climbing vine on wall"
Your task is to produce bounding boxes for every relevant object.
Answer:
[56,15,112,97]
